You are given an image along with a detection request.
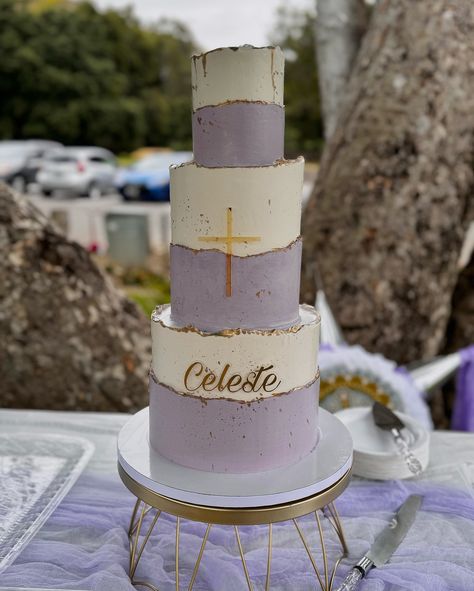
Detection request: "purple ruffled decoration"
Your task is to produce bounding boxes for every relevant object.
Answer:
[452,345,474,432]
[319,344,433,429]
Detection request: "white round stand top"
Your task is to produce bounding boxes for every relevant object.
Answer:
[118,407,353,509]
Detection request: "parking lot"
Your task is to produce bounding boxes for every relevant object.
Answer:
[2,138,316,264]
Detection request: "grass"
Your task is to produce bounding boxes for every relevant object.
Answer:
[122,272,170,316]
[125,283,170,316]
[97,257,171,316]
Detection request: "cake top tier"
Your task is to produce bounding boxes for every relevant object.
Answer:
[191,45,284,111]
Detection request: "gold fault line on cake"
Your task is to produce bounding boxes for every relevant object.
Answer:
[149,369,320,404]
[151,303,320,337]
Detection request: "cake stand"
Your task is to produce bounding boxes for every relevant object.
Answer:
[118,407,353,591]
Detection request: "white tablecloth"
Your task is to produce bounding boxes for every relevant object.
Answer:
[0,409,473,591]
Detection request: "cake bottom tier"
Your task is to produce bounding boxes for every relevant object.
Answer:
[149,375,320,474]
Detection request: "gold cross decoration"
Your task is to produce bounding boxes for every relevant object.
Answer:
[198,207,260,297]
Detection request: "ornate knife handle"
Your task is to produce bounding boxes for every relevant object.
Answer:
[335,557,373,591]
[392,428,423,475]
[335,567,364,591]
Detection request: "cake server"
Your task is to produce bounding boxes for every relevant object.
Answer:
[335,494,423,591]
[372,401,423,475]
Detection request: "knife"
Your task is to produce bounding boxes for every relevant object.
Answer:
[335,494,423,591]
[372,401,423,475]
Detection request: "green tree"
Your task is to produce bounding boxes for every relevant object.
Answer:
[0,0,197,152]
[270,6,324,157]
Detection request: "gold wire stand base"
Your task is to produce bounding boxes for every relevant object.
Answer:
[120,464,351,591]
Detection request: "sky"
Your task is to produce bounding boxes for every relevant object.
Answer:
[93,0,315,50]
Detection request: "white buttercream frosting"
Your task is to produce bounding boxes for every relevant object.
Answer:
[170,158,304,256]
[151,304,320,402]
[192,46,284,110]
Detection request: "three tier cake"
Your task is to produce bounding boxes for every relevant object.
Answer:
[149,46,321,474]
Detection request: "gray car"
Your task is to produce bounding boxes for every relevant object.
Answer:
[37,146,117,198]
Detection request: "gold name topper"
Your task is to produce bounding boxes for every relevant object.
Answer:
[184,362,281,394]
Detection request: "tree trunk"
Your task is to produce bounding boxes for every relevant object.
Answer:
[444,253,474,353]
[0,184,151,411]
[302,0,474,364]
[315,0,370,139]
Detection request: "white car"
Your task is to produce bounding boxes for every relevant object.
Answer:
[37,147,117,198]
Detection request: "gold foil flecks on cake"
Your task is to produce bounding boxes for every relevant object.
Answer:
[191,46,285,112]
[170,158,304,256]
[152,370,320,404]
[270,47,276,100]
[151,303,320,337]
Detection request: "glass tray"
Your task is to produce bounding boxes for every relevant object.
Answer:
[0,434,94,575]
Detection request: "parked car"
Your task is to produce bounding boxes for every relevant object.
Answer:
[115,151,192,202]
[0,140,62,192]
[37,147,117,198]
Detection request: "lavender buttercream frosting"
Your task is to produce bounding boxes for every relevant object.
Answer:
[149,375,320,473]
[192,102,284,167]
[170,239,302,331]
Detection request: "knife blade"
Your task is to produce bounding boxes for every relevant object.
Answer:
[335,495,423,591]
[372,402,423,475]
